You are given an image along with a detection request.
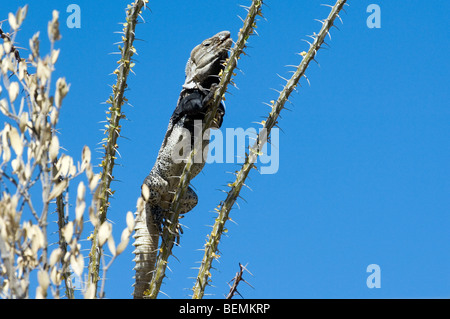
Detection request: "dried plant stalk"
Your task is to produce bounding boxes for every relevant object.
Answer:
[1,5,135,299]
[0,8,85,298]
[191,0,348,299]
[226,263,253,299]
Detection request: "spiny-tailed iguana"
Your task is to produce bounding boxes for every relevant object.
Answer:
[133,31,232,298]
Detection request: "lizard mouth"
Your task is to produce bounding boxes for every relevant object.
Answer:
[217,31,231,42]
[217,31,232,47]
[217,31,233,56]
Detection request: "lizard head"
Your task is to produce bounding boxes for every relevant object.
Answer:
[183,31,232,91]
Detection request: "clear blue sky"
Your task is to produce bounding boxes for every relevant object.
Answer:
[3,0,449,298]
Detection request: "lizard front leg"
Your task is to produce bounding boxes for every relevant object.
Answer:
[142,172,169,231]
[169,186,198,246]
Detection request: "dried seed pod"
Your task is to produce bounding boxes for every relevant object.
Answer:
[47,10,61,42]
[49,248,62,267]
[98,222,112,247]
[70,254,84,277]
[48,179,68,201]
[55,77,69,107]
[126,211,135,232]
[8,126,23,157]
[48,135,59,161]
[8,82,19,103]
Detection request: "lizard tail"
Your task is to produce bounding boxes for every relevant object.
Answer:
[132,202,159,298]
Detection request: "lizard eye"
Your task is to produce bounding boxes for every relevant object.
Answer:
[203,41,211,47]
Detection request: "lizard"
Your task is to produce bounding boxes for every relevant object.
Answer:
[133,31,232,298]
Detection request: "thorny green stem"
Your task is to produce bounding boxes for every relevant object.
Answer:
[87,0,147,298]
[191,0,348,299]
[146,0,264,299]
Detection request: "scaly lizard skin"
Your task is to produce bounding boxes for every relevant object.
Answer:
[133,31,232,298]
